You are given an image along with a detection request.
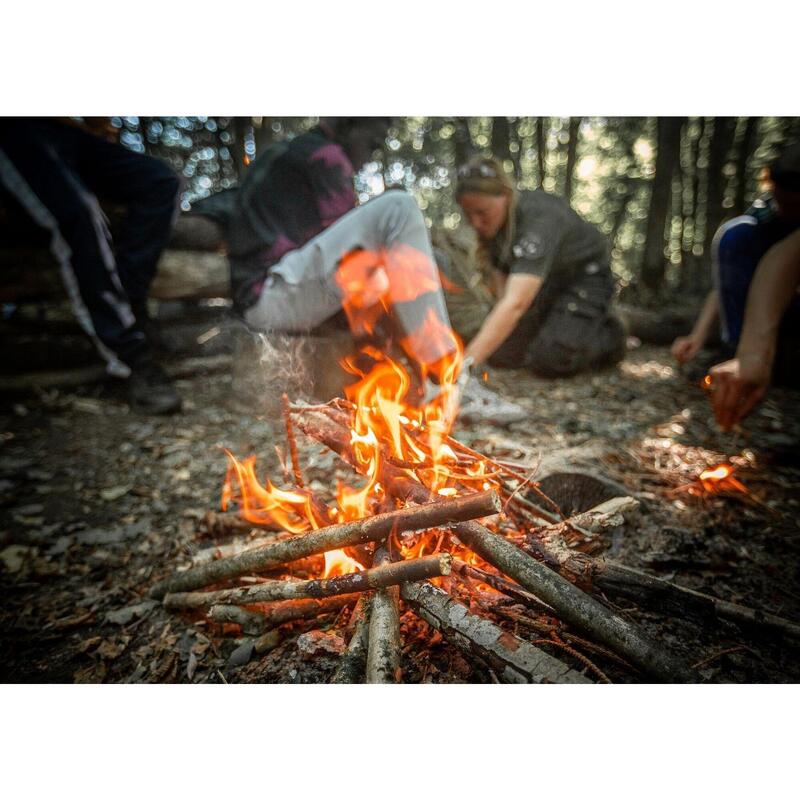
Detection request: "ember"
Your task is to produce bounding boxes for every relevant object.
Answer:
[697,462,748,495]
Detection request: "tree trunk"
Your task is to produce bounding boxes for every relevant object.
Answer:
[563,117,582,202]
[231,117,250,182]
[734,117,759,214]
[640,117,685,294]
[491,116,511,162]
[702,117,736,264]
[452,117,474,166]
[535,117,548,188]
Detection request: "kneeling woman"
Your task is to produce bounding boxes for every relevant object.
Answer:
[455,157,626,377]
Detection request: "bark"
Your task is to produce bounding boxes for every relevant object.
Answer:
[491,116,510,159]
[535,117,548,188]
[734,117,759,215]
[163,553,452,609]
[401,581,591,683]
[451,560,551,612]
[641,117,685,293]
[198,510,282,537]
[530,537,800,643]
[331,595,373,683]
[366,547,402,683]
[452,117,474,166]
[292,406,695,682]
[207,604,268,635]
[563,117,582,202]
[702,117,736,262]
[150,490,496,598]
[248,595,358,630]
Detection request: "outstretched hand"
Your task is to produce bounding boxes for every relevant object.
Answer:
[671,334,702,364]
[707,355,771,431]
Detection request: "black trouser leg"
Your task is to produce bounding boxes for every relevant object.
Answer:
[0,122,148,365]
[69,125,181,307]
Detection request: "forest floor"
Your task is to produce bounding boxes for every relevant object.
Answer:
[2,334,799,684]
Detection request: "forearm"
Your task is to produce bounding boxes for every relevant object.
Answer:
[737,231,800,363]
[692,290,719,343]
[465,300,526,364]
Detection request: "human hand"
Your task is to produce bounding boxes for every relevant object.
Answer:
[707,354,771,431]
[671,334,702,364]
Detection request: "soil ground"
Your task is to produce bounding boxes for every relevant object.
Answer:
[2,330,799,684]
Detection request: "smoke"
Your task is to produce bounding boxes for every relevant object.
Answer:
[255,331,314,402]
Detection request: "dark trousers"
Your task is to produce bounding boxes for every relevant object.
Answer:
[489,269,626,377]
[0,120,180,367]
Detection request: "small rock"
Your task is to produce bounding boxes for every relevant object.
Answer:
[296,630,345,659]
[100,485,131,502]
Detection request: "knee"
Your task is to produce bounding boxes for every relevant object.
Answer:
[373,189,422,226]
[715,220,757,290]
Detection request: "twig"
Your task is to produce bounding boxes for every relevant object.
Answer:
[282,392,305,489]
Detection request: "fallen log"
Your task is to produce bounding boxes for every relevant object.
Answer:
[366,546,402,684]
[150,491,495,598]
[332,595,373,683]
[164,553,452,609]
[400,581,591,684]
[291,406,695,683]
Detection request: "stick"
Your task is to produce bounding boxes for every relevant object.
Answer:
[331,595,373,684]
[207,605,268,635]
[366,546,401,683]
[282,392,305,489]
[150,491,496,598]
[530,537,800,643]
[292,406,694,682]
[401,581,591,683]
[249,595,358,630]
[451,560,552,612]
[164,553,452,609]
[198,510,282,537]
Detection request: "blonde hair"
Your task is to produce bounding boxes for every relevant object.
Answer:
[455,155,518,264]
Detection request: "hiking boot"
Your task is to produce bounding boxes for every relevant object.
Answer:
[127,357,182,414]
[457,373,529,426]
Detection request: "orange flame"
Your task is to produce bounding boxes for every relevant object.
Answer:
[698,462,748,494]
[219,243,503,582]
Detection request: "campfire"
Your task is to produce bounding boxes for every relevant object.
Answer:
[149,257,707,683]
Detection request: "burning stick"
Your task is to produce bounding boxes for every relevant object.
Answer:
[400,581,591,683]
[150,491,496,599]
[292,406,694,683]
[163,553,452,610]
[366,546,402,684]
[331,595,373,683]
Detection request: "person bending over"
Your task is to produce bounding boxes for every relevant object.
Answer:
[669,143,800,428]
[454,157,626,377]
